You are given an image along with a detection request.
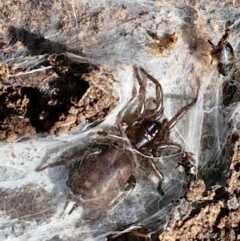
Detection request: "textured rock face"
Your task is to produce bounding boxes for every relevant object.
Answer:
[0,0,240,240]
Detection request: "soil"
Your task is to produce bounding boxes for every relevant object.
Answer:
[1,1,240,241]
[0,53,118,142]
[159,144,240,241]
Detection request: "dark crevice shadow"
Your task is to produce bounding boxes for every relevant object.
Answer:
[7,26,82,55]
[0,56,94,133]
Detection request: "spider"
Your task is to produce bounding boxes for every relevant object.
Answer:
[36,66,197,213]
[206,28,235,76]
[123,67,197,179]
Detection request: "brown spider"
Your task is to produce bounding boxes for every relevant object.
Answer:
[124,67,197,179]
[206,29,235,76]
[36,66,197,213]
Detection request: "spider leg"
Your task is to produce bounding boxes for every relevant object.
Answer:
[106,224,151,241]
[218,28,230,46]
[139,67,164,119]
[206,38,215,47]
[206,29,230,49]
[110,175,136,211]
[147,158,163,180]
[152,142,182,159]
[68,203,78,214]
[140,147,163,180]
[62,192,84,215]
[115,66,139,125]
[153,142,182,153]
[35,158,71,171]
[166,96,197,130]
[130,230,151,240]
[134,67,146,115]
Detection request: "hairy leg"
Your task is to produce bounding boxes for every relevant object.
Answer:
[140,67,164,119]
[166,96,197,130]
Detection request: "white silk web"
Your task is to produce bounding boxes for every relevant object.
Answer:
[1,0,240,240]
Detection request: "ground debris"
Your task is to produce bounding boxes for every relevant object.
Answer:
[0,54,118,141]
[159,145,240,241]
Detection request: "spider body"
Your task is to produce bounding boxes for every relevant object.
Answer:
[66,143,136,210]
[36,67,197,211]
[125,67,197,160]
[127,120,162,149]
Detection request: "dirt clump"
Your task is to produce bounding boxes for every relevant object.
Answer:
[0,54,118,142]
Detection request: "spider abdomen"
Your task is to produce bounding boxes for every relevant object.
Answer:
[66,145,135,210]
